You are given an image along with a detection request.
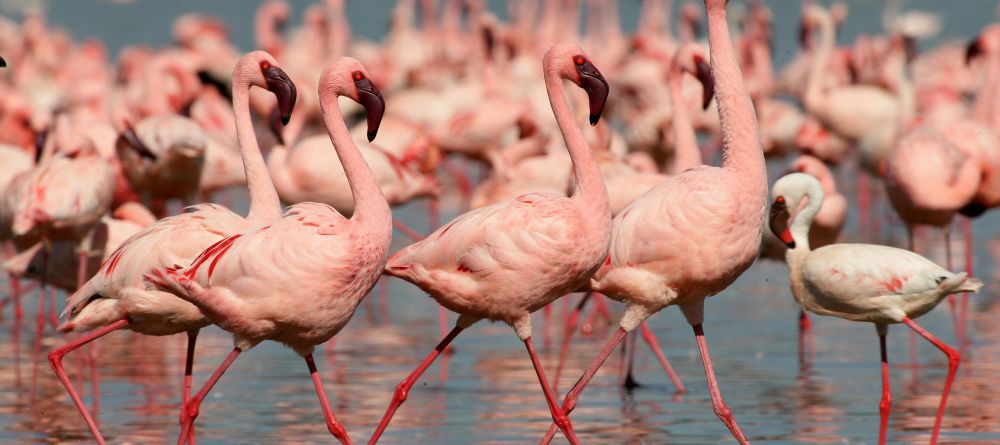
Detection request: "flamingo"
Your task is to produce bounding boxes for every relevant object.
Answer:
[368,43,612,445]
[770,172,979,445]
[47,50,296,445]
[146,56,389,445]
[541,1,760,443]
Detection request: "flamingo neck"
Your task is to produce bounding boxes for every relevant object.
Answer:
[320,94,390,225]
[233,76,282,222]
[792,182,824,252]
[667,68,702,173]
[973,55,1000,127]
[706,0,765,189]
[255,11,285,58]
[803,11,835,113]
[544,70,609,219]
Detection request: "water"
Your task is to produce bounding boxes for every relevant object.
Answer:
[1,0,1000,444]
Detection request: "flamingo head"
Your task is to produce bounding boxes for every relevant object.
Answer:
[770,173,824,249]
[237,51,297,127]
[966,25,1000,64]
[673,43,714,110]
[544,44,609,126]
[320,57,385,142]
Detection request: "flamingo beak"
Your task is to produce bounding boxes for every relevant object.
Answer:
[33,128,47,163]
[694,56,715,110]
[0,56,6,68]
[769,196,796,249]
[122,125,158,161]
[268,105,285,146]
[354,75,385,142]
[575,58,609,125]
[263,65,297,125]
[966,37,984,64]
[798,21,811,49]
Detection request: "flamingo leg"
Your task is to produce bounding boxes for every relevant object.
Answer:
[48,318,130,445]
[902,317,959,445]
[392,219,425,242]
[524,336,579,445]
[181,329,199,445]
[798,310,813,370]
[877,326,891,445]
[305,354,353,445]
[639,322,685,393]
[368,325,464,444]
[541,327,627,445]
[177,348,242,445]
[693,323,750,445]
[554,292,591,391]
[622,330,640,389]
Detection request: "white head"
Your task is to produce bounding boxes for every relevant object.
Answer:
[769,172,824,250]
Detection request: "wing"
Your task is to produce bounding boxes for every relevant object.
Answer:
[802,244,951,299]
[388,193,580,278]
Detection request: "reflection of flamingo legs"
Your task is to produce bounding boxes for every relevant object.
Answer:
[799,310,813,370]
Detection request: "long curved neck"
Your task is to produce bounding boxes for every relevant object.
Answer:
[791,186,823,252]
[803,13,834,111]
[320,94,390,224]
[667,68,702,173]
[544,71,609,217]
[973,55,1000,127]
[706,0,765,187]
[233,77,282,222]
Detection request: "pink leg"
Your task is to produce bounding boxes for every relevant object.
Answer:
[554,293,592,391]
[392,220,425,242]
[639,322,685,393]
[858,172,871,237]
[48,318,130,445]
[305,354,353,444]
[541,327,627,444]
[693,324,750,444]
[581,294,611,335]
[902,317,959,445]
[524,336,579,444]
[798,310,813,370]
[543,304,553,350]
[368,326,464,444]
[177,348,242,445]
[622,330,640,389]
[877,328,891,445]
[181,330,199,445]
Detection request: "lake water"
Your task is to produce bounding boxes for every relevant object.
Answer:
[2,1,1000,444]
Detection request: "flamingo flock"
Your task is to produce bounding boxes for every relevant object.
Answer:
[0,0,995,444]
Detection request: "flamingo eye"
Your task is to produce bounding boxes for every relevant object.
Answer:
[352,71,365,81]
[573,55,586,66]
[260,60,271,71]
[775,196,785,204]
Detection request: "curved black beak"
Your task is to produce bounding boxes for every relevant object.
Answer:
[354,75,385,142]
[268,105,285,146]
[0,57,6,68]
[575,58,609,126]
[769,197,795,249]
[122,125,157,161]
[263,65,296,126]
[694,57,715,110]
[798,22,810,50]
[197,70,232,102]
[966,37,984,64]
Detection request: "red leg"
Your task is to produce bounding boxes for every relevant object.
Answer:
[181,330,199,445]
[368,325,464,444]
[48,318,129,445]
[541,327,627,444]
[554,292,591,391]
[622,330,640,389]
[438,307,452,356]
[639,322,685,393]
[858,171,871,236]
[177,348,242,445]
[693,324,750,444]
[392,219,425,242]
[902,317,959,445]
[581,294,611,335]
[798,310,813,370]
[878,328,891,445]
[305,354,353,444]
[524,336,579,444]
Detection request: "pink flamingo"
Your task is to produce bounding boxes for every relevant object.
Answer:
[771,172,979,445]
[554,41,716,393]
[541,1,759,443]
[48,51,296,445]
[146,56,389,445]
[368,43,611,445]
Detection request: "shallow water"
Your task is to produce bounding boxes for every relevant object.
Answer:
[2,1,1000,444]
